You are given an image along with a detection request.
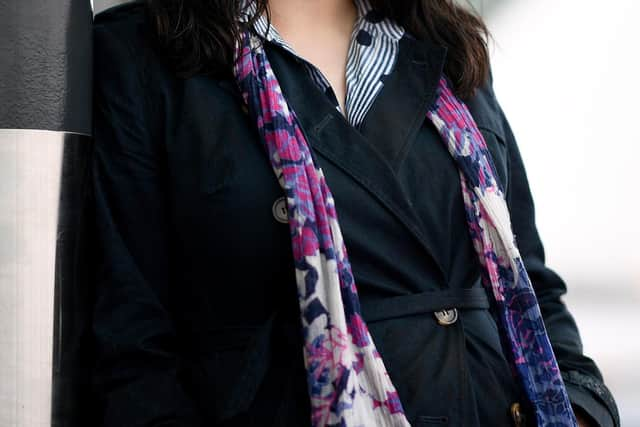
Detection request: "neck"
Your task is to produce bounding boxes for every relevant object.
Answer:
[267,0,357,32]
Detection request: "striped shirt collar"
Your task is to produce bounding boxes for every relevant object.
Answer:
[239,0,405,127]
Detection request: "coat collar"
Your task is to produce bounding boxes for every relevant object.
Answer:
[265,35,449,279]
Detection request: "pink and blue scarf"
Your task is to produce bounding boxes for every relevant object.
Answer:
[234,30,577,427]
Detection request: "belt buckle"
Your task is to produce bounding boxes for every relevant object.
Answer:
[434,308,458,325]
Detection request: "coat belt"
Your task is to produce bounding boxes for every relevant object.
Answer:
[361,281,490,323]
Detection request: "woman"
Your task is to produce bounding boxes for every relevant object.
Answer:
[90,0,619,426]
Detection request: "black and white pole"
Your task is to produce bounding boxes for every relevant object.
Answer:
[0,0,93,426]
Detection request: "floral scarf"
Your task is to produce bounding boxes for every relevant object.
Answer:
[234,30,577,427]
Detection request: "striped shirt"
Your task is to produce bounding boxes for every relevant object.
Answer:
[245,0,405,128]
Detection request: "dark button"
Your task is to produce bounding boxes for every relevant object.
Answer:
[356,29,373,46]
[434,308,458,325]
[511,402,526,427]
[365,9,384,23]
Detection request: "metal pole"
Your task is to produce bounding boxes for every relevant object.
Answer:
[0,0,93,426]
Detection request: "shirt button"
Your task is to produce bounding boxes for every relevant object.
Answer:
[365,9,384,23]
[510,402,526,427]
[434,308,458,325]
[272,196,288,224]
[356,29,373,46]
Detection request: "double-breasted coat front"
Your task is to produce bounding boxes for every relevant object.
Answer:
[90,3,619,427]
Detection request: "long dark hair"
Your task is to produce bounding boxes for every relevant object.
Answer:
[146,0,489,99]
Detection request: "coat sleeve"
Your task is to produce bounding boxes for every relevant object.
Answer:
[90,18,202,427]
[497,102,620,427]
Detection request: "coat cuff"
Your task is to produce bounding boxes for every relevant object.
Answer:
[563,371,620,427]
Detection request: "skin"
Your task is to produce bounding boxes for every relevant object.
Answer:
[575,407,594,427]
[265,2,593,426]
[268,0,357,113]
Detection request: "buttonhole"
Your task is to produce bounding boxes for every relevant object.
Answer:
[313,114,334,136]
[417,415,448,425]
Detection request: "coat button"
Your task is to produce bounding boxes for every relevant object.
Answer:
[434,308,458,325]
[510,402,526,427]
[272,197,288,224]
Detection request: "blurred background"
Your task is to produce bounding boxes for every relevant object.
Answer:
[472,0,640,425]
[92,0,639,423]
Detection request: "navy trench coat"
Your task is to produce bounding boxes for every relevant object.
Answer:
[90,2,619,427]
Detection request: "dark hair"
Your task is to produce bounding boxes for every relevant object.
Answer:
[146,0,489,99]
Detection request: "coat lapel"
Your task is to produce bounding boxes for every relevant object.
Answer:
[358,36,447,171]
[264,36,448,279]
